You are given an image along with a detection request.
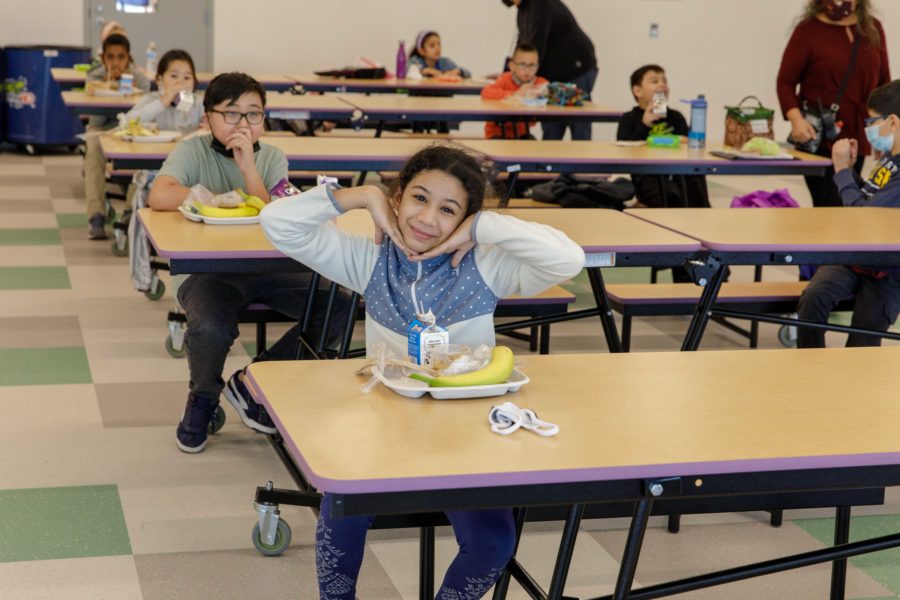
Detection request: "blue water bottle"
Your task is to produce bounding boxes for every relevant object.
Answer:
[395,41,407,78]
[682,94,707,149]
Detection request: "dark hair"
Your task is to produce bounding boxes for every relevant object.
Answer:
[410,31,439,59]
[102,33,131,55]
[396,145,487,217]
[868,80,900,117]
[203,72,267,111]
[512,42,538,57]
[629,64,665,100]
[156,49,197,91]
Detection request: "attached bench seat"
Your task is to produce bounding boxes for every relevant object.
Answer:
[495,285,576,354]
[606,281,810,350]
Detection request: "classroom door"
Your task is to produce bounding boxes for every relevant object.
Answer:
[84,0,213,72]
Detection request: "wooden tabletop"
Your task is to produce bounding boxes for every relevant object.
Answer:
[462,139,828,167]
[340,93,621,120]
[65,89,352,115]
[244,347,900,494]
[627,207,900,252]
[138,202,699,263]
[100,134,438,162]
[290,73,491,94]
[496,208,701,257]
[62,89,145,109]
[52,68,295,89]
[137,207,377,259]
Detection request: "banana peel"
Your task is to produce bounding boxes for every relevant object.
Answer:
[410,346,515,387]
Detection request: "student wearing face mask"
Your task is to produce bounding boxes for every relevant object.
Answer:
[796,80,900,348]
[777,0,890,207]
[148,73,351,454]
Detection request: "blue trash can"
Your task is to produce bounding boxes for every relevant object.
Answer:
[4,45,91,149]
[0,47,5,144]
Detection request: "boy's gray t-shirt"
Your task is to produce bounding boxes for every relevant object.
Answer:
[158,133,288,193]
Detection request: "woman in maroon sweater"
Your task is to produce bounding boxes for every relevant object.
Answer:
[777,0,890,206]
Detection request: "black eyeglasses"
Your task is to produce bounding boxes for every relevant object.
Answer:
[208,109,265,125]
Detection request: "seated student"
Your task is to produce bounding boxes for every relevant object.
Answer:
[122,49,203,134]
[84,33,152,240]
[123,49,204,291]
[260,145,584,599]
[89,20,127,70]
[148,72,348,454]
[797,80,900,348]
[481,42,548,139]
[408,30,471,78]
[616,64,710,210]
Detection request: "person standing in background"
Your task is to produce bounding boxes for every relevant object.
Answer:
[501,0,598,140]
[777,0,890,206]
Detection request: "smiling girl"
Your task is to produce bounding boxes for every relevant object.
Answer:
[260,144,584,599]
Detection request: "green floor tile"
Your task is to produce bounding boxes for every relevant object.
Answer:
[56,213,88,229]
[0,229,60,245]
[0,347,91,385]
[796,514,900,595]
[240,341,263,357]
[0,267,70,290]
[0,485,131,562]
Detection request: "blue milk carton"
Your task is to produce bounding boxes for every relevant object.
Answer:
[407,310,448,367]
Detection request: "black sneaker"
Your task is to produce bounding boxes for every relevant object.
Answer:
[176,393,219,453]
[223,369,276,434]
[88,212,108,240]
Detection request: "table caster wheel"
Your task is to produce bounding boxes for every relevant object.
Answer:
[144,276,165,301]
[252,519,291,556]
[778,324,797,348]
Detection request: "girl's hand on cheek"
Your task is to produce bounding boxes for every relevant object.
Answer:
[413,214,476,267]
[366,192,412,256]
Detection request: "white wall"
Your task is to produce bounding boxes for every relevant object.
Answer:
[210,0,900,142]
[0,1,84,47]
[4,0,899,142]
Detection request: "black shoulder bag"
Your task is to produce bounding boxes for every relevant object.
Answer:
[790,32,861,154]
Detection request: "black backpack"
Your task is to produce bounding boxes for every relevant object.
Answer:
[526,174,635,210]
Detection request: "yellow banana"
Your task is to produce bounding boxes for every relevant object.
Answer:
[194,202,259,218]
[410,346,515,387]
[236,188,266,211]
[244,195,267,211]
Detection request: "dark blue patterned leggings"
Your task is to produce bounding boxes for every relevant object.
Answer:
[316,492,516,599]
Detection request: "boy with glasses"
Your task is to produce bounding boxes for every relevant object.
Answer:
[798,80,900,348]
[149,72,348,453]
[481,43,548,139]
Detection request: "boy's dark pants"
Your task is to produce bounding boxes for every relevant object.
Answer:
[178,272,351,399]
[797,265,900,348]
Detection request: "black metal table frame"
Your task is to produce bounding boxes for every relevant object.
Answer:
[328,465,900,600]
[680,249,900,352]
[256,419,899,600]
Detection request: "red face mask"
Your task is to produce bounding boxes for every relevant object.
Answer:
[821,0,853,21]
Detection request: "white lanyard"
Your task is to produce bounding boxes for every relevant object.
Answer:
[488,401,559,437]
